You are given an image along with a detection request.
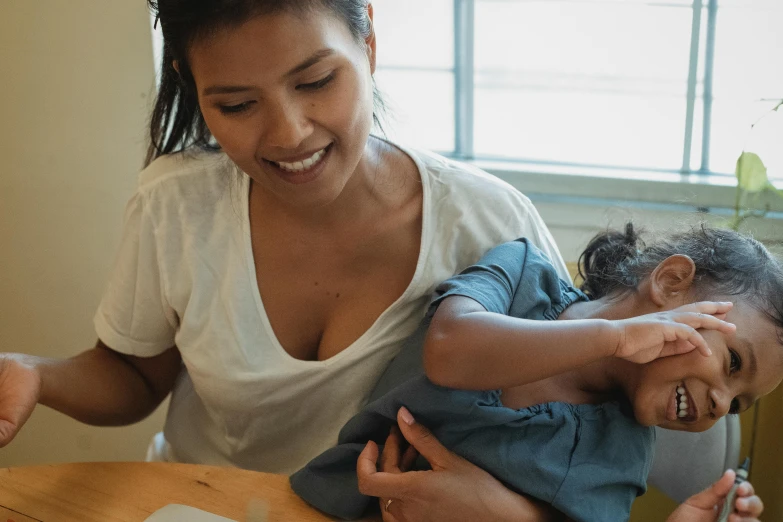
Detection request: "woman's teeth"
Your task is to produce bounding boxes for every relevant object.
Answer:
[676,384,689,418]
[275,147,327,173]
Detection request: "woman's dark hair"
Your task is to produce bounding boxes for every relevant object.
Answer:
[578,223,783,333]
[145,0,384,167]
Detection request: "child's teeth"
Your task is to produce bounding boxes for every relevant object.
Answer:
[676,382,689,419]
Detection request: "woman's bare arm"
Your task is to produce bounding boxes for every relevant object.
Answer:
[0,342,181,447]
[36,341,181,425]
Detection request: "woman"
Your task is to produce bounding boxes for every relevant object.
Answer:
[0,1,763,520]
[0,1,563,519]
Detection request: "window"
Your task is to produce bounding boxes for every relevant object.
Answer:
[373,0,783,182]
[373,0,456,152]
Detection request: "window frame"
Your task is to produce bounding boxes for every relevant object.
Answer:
[446,0,782,219]
[451,0,719,173]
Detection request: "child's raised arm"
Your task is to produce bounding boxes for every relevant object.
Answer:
[423,294,734,391]
[423,294,617,389]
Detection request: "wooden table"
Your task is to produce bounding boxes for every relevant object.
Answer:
[0,462,381,522]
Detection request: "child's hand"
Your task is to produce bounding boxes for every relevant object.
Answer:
[613,301,735,363]
[666,469,763,522]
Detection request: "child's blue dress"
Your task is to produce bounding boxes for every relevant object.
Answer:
[291,239,655,521]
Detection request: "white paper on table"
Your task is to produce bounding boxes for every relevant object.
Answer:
[144,504,237,521]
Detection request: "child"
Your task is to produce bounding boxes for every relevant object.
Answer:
[291,224,783,521]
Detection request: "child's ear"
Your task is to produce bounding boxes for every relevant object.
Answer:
[648,254,696,306]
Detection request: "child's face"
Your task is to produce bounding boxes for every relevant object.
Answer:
[630,298,783,432]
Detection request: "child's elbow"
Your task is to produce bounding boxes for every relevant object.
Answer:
[422,322,463,388]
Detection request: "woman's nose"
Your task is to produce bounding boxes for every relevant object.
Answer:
[262,101,312,149]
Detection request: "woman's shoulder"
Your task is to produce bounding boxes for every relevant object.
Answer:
[394,144,564,278]
[131,149,241,226]
[138,148,234,194]
[401,146,540,231]
[403,146,533,209]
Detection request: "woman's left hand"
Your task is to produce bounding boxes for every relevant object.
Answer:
[356,407,558,522]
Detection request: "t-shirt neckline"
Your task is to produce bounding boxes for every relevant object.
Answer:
[238,140,433,366]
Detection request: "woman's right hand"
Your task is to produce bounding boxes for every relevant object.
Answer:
[358,407,560,522]
[612,301,736,364]
[0,354,42,447]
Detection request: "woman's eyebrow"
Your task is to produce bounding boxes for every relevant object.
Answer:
[203,85,254,96]
[286,49,335,77]
[201,49,336,96]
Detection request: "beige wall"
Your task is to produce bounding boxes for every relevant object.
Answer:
[0,1,166,467]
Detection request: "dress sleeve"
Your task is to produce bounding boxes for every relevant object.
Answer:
[93,191,178,357]
[429,239,531,315]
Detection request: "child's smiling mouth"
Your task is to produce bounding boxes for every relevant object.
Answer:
[669,382,698,422]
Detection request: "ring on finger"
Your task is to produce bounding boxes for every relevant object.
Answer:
[384,498,395,512]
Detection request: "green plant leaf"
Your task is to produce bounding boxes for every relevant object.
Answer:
[773,99,783,112]
[735,151,769,193]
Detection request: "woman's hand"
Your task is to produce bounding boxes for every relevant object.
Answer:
[0,354,42,447]
[667,470,763,522]
[613,301,736,363]
[357,407,559,522]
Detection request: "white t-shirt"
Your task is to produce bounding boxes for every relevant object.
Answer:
[94,144,568,474]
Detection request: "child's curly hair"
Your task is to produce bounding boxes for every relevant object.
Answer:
[578,223,783,339]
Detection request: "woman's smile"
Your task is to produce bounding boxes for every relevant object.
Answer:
[262,143,334,185]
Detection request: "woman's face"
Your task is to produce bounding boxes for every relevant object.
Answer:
[188,7,376,208]
[630,298,783,432]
